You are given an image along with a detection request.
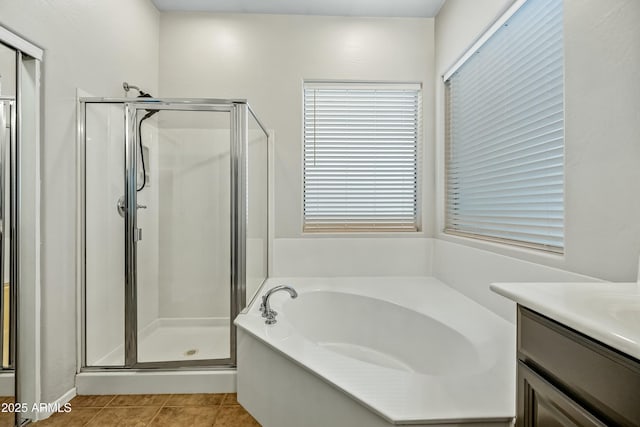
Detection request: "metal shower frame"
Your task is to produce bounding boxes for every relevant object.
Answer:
[77,97,269,370]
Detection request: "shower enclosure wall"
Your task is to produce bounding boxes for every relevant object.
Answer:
[78,98,268,369]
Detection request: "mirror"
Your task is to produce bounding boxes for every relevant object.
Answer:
[0,41,16,425]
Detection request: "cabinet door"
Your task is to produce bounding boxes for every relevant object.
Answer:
[518,307,640,425]
[517,362,606,427]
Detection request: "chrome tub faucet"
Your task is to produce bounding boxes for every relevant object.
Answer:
[259,285,298,325]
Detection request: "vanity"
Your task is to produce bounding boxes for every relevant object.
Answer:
[491,282,640,426]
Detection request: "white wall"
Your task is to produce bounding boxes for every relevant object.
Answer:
[433,239,600,322]
[0,43,16,97]
[0,0,160,402]
[273,238,433,277]
[158,12,436,242]
[434,0,640,283]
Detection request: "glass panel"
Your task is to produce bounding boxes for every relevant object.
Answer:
[0,101,11,371]
[85,103,125,366]
[136,109,231,363]
[246,113,268,305]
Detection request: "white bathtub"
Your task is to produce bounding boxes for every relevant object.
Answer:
[235,277,515,427]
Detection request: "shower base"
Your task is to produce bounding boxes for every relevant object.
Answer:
[95,317,231,365]
[77,317,235,394]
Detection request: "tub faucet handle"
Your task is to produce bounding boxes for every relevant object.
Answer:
[259,285,298,325]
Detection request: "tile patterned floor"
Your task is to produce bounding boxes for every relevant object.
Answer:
[32,393,260,427]
[0,396,14,427]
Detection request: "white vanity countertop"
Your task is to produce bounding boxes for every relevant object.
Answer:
[490,282,640,361]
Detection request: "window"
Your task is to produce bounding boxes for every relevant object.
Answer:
[444,0,564,252]
[303,82,421,232]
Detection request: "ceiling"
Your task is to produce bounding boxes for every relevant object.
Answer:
[151,0,446,18]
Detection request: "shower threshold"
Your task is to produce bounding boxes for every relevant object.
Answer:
[76,369,236,395]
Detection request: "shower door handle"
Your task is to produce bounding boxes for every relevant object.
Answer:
[116,195,144,242]
[117,196,147,218]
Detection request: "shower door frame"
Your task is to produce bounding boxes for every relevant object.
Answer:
[79,98,267,370]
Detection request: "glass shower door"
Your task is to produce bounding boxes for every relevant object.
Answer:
[81,98,263,369]
[126,104,233,367]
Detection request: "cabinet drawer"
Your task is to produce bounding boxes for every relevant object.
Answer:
[518,307,640,426]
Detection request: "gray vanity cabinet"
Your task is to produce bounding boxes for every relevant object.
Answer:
[516,307,640,427]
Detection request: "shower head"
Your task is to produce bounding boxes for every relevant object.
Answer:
[123,81,152,98]
[122,81,158,118]
[123,81,138,93]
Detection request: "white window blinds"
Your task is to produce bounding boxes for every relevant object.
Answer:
[444,0,564,252]
[303,83,420,232]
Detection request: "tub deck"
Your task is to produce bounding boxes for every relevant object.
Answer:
[235,277,515,426]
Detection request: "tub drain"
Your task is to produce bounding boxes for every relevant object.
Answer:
[184,349,198,357]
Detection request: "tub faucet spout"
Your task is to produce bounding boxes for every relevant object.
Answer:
[259,285,298,325]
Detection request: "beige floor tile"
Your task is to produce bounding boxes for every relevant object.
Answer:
[165,394,225,407]
[36,407,102,426]
[27,394,259,426]
[221,394,239,406]
[0,412,13,427]
[149,406,219,427]
[213,405,260,427]
[86,406,160,427]
[70,395,116,408]
[109,394,170,407]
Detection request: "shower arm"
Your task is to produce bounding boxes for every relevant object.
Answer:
[123,81,152,98]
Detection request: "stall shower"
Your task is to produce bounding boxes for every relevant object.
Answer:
[78,90,268,369]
